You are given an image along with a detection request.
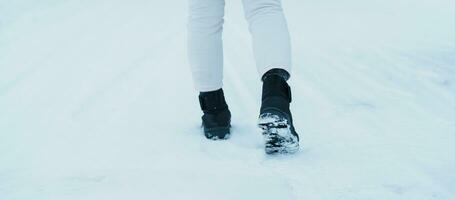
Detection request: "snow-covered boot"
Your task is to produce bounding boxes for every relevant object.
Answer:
[258,69,300,154]
[199,89,231,140]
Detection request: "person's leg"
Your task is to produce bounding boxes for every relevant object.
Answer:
[188,0,231,140]
[188,0,225,92]
[241,0,292,79]
[242,0,299,154]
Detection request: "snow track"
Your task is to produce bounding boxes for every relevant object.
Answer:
[1,0,454,199]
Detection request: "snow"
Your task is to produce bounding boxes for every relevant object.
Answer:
[1,0,455,199]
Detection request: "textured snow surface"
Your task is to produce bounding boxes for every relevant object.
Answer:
[1,0,455,199]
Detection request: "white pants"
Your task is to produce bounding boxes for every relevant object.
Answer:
[188,0,292,92]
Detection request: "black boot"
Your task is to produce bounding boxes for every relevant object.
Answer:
[199,89,231,140]
[258,69,299,154]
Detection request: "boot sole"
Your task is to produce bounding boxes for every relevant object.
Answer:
[258,112,299,154]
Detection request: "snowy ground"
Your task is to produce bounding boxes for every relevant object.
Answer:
[1,0,455,199]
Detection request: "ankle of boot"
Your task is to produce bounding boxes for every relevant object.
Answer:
[262,68,290,82]
[261,75,292,103]
[199,88,229,113]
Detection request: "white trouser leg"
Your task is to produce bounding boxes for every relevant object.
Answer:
[242,0,292,78]
[187,0,225,92]
[187,0,292,92]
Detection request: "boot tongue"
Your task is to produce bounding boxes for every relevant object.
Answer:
[199,89,228,113]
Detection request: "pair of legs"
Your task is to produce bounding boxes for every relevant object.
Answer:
[187,0,299,154]
[188,0,292,91]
